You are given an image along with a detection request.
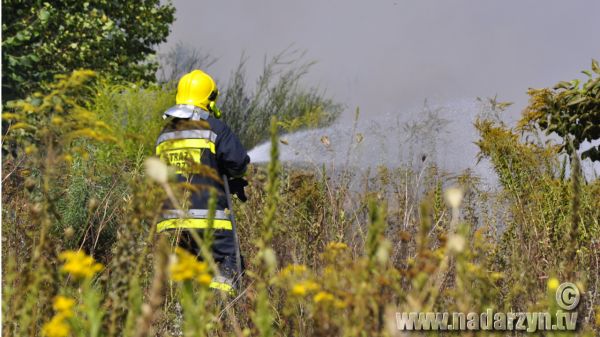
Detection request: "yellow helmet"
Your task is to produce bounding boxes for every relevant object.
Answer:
[176,70,219,111]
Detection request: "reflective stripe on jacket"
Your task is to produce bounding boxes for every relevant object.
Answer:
[156,209,232,232]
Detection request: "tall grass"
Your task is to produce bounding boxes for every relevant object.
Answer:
[2,70,599,336]
[219,49,342,148]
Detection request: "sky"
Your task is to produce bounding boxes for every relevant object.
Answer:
[160,0,600,178]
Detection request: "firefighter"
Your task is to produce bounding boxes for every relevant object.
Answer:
[156,69,249,294]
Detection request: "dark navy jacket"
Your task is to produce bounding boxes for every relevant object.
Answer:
[155,116,249,223]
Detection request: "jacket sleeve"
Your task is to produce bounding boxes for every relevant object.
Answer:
[216,123,250,178]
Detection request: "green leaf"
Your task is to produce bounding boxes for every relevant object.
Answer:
[2,0,175,100]
[15,31,26,41]
[7,55,18,66]
[3,36,16,45]
[554,81,571,90]
[38,9,50,23]
[20,56,32,68]
[592,59,600,74]
[567,96,587,106]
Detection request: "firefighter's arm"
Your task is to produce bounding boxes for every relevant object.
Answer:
[216,124,250,201]
[216,124,250,178]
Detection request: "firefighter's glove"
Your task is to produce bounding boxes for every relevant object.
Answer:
[228,178,248,202]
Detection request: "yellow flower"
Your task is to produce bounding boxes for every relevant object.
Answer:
[433,248,445,260]
[51,116,64,126]
[490,272,503,281]
[197,273,212,287]
[326,242,348,251]
[334,299,347,309]
[52,296,75,316]
[291,280,320,296]
[291,284,307,296]
[323,242,349,260]
[465,262,478,273]
[313,291,334,303]
[323,266,335,276]
[169,247,211,284]
[59,250,104,279]
[278,264,307,278]
[25,145,37,154]
[42,315,70,337]
[547,277,560,291]
[170,267,194,281]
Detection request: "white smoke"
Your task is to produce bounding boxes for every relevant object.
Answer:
[247,99,499,183]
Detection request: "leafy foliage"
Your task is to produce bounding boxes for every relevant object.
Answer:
[521,59,600,162]
[1,0,175,101]
[3,70,116,160]
[477,98,599,318]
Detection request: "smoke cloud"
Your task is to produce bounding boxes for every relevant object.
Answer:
[162,0,600,180]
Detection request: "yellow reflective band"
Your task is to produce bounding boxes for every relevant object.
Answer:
[157,218,232,232]
[156,138,216,155]
[209,281,235,295]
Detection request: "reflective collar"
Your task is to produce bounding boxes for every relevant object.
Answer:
[163,104,209,120]
[156,130,217,145]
